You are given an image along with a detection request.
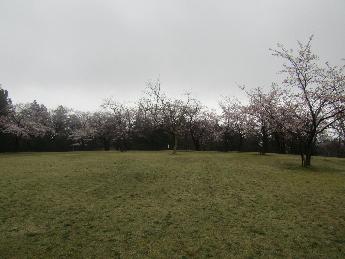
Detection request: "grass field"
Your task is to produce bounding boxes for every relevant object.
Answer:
[0,151,345,258]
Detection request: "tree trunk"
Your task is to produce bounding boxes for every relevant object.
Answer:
[103,138,110,151]
[172,133,178,154]
[223,131,230,152]
[260,124,268,155]
[238,133,243,152]
[280,138,286,154]
[301,138,314,167]
[262,134,268,155]
[337,137,342,157]
[119,138,127,152]
[15,136,20,152]
[301,153,305,167]
[305,135,316,167]
[303,142,313,167]
[274,132,286,154]
[305,153,312,167]
[190,132,200,151]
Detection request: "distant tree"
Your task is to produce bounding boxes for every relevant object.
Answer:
[51,106,74,150]
[69,111,95,149]
[244,87,274,155]
[327,118,345,156]
[91,111,115,151]
[141,78,189,154]
[192,110,220,150]
[162,98,188,154]
[0,86,12,129]
[140,78,165,128]
[219,98,248,151]
[0,85,12,117]
[3,101,52,150]
[0,86,13,152]
[102,101,136,151]
[51,106,71,136]
[183,94,204,150]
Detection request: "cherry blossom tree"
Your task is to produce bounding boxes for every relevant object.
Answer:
[268,36,345,166]
[244,87,275,155]
[183,94,204,150]
[91,111,116,151]
[141,78,189,154]
[332,118,345,156]
[102,101,136,151]
[69,111,95,149]
[191,110,220,151]
[219,97,249,151]
[2,101,53,150]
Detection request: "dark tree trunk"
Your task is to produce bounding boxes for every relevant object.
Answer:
[103,138,110,151]
[81,139,85,150]
[300,136,315,167]
[190,131,200,151]
[301,151,312,167]
[274,132,286,154]
[172,133,178,154]
[119,138,128,152]
[238,133,243,152]
[301,153,305,167]
[280,138,286,154]
[15,136,20,152]
[223,131,230,152]
[305,152,312,167]
[260,124,268,155]
[303,141,313,167]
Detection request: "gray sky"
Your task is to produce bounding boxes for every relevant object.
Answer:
[0,0,344,110]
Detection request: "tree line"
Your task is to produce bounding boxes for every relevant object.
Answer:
[0,36,344,167]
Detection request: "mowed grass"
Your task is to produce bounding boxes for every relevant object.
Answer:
[0,151,345,258]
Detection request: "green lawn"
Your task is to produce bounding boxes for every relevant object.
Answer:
[0,151,345,258]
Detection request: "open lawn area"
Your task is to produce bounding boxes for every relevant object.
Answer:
[0,151,345,258]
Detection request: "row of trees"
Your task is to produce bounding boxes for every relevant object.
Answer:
[1,37,344,166]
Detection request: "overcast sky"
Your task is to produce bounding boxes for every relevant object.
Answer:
[0,0,344,110]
